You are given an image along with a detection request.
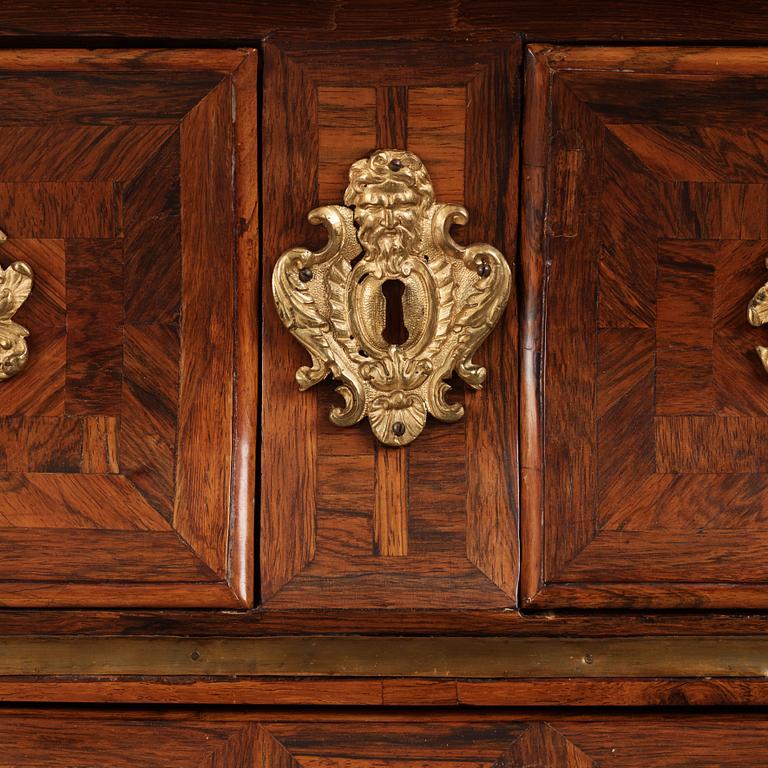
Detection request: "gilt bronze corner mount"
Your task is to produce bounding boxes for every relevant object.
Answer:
[0,228,33,381]
[272,149,511,446]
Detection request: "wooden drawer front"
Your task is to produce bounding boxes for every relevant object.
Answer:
[4,710,768,766]
[0,50,257,607]
[261,39,519,608]
[522,46,768,609]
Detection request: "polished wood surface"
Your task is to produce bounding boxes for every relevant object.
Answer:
[3,709,768,765]
[8,607,768,636]
[261,38,519,609]
[2,1,768,42]
[4,0,768,721]
[8,678,768,706]
[522,45,768,610]
[0,49,257,607]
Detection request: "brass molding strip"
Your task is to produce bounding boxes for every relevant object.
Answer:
[1,636,767,678]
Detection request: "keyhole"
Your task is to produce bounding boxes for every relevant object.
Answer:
[381,279,409,346]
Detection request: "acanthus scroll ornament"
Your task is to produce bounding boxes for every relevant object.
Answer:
[748,258,768,373]
[272,149,511,446]
[0,228,33,381]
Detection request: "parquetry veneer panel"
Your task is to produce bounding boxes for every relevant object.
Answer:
[522,46,768,609]
[3,710,768,767]
[261,39,520,609]
[0,49,257,607]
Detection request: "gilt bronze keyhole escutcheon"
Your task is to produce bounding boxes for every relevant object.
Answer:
[272,150,511,446]
[0,228,33,381]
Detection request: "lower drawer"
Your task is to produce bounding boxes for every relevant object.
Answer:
[4,709,768,766]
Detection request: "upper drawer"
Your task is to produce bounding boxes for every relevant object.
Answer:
[522,46,768,609]
[261,39,519,608]
[0,49,257,607]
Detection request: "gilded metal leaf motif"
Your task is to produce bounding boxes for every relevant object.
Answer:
[272,150,511,446]
[748,257,768,373]
[0,229,33,381]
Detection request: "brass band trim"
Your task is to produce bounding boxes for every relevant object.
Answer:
[1,636,767,678]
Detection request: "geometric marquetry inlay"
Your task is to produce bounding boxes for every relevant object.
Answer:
[261,38,519,609]
[523,45,768,609]
[3,712,762,768]
[0,49,257,607]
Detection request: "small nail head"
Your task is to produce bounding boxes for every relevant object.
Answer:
[298,267,313,283]
[477,262,491,278]
[388,158,403,172]
[392,421,406,436]
[583,653,594,665]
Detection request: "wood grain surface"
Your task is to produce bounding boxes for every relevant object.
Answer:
[261,38,519,609]
[2,709,768,764]
[6,606,768,636]
[6,677,768,706]
[522,45,768,609]
[2,1,768,41]
[0,49,257,607]
[4,6,768,720]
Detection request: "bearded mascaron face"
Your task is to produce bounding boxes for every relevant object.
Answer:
[353,182,423,262]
